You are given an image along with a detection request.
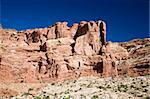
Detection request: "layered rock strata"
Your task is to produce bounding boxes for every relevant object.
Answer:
[0,20,149,83]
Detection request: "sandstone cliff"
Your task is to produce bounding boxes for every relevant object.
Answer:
[0,20,149,83]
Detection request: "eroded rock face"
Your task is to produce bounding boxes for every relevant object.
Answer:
[74,21,102,55]
[0,21,149,83]
[119,38,150,76]
[47,26,56,39]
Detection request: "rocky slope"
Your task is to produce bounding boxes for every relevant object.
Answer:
[0,20,149,83]
[12,76,150,99]
[0,20,150,99]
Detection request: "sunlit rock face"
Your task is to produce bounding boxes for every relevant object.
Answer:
[0,20,149,83]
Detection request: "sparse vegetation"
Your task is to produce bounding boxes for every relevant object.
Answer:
[91,95,99,99]
[9,76,150,99]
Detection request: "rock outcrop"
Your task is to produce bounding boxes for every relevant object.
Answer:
[0,20,149,83]
[74,21,101,55]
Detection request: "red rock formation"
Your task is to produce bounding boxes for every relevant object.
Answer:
[55,22,76,38]
[101,42,119,77]
[74,21,101,55]
[0,21,149,83]
[47,26,56,39]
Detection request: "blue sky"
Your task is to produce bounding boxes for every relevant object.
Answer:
[0,0,149,42]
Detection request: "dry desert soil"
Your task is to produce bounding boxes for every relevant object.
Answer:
[0,75,149,99]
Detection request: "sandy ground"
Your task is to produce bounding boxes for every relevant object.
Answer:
[0,75,149,99]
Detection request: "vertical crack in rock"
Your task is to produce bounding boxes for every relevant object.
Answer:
[100,21,106,46]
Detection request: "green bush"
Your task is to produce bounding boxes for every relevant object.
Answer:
[91,95,99,99]
[34,96,42,99]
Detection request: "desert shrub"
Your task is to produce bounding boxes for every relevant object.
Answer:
[34,96,42,99]
[80,94,86,99]
[43,95,50,99]
[118,84,128,92]
[97,86,106,90]
[61,95,70,99]
[21,92,31,97]
[144,96,150,99]
[91,95,99,99]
